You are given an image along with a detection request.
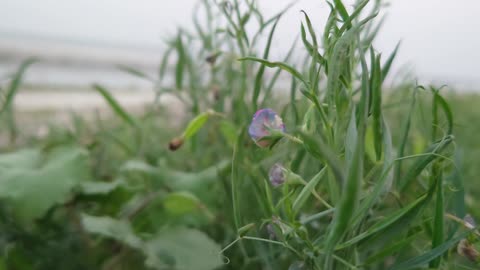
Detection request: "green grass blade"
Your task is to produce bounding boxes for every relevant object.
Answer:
[175,33,186,90]
[338,0,370,34]
[0,58,35,116]
[371,51,383,160]
[326,26,357,115]
[381,41,400,82]
[337,193,429,250]
[324,53,367,268]
[252,18,280,111]
[354,115,394,226]
[430,162,444,268]
[399,135,454,192]
[182,111,212,140]
[389,227,477,270]
[345,107,358,166]
[292,166,327,214]
[333,0,350,23]
[298,132,345,186]
[92,84,138,128]
[300,24,325,66]
[239,57,308,87]
[159,48,173,82]
[394,88,417,184]
[433,89,454,135]
[261,37,298,107]
[362,228,423,266]
[117,65,155,82]
[231,128,244,230]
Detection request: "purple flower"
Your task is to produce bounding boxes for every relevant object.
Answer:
[269,163,286,187]
[248,108,285,148]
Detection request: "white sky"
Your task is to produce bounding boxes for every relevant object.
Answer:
[1,0,479,88]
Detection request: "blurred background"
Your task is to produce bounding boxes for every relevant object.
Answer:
[1,0,479,95]
[1,1,480,269]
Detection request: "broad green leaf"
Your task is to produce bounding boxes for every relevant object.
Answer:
[81,214,143,249]
[121,160,158,174]
[163,191,201,215]
[144,228,222,270]
[78,179,126,195]
[0,146,90,223]
[121,159,229,192]
[0,148,40,171]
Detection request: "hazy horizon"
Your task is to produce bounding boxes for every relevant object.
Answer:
[1,0,479,90]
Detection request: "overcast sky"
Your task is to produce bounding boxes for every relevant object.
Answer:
[1,0,479,88]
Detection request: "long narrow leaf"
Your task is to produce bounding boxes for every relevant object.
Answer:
[92,84,138,128]
[0,59,35,115]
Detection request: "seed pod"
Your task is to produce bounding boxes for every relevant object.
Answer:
[248,108,285,148]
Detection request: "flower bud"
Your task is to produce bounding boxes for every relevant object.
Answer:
[464,214,477,229]
[268,163,305,187]
[168,137,184,151]
[248,108,285,148]
[269,163,286,187]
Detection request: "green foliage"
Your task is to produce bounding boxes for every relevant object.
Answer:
[0,146,89,224]
[0,0,478,269]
